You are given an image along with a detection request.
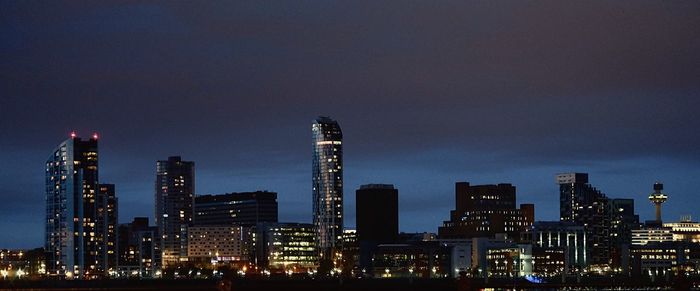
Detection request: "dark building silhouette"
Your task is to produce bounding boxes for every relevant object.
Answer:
[117,217,159,277]
[45,133,111,278]
[154,156,195,266]
[438,182,533,240]
[609,198,639,268]
[312,116,343,255]
[355,184,399,271]
[557,173,611,265]
[97,184,118,272]
[194,191,278,227]
[371,241,451,278]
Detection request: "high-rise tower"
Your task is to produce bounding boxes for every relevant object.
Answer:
[648,182,668,223]
[556,173,610,265]
[312,116,343,256]
[45,132,108,278]
[155,156,195,266]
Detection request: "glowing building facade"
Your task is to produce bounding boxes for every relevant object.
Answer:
[45,133,109,278]
[155,156,195,266]
[312,116,343,255]
[252,223,317,271]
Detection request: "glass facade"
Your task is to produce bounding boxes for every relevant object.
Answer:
[252,223,318,271]
[194,191,278,227]
[312,116,343,254]
[45,134,107,278]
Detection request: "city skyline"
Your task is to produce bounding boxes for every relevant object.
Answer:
[2,1,700,250]
[1,126,696,249]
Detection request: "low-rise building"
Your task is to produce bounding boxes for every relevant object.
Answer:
[187,225,244,263]
[252,223,317,272]
[371,241,450,278]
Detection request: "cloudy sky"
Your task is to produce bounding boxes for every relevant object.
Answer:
[1,1,699,248]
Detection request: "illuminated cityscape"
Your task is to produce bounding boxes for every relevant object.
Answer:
[2,1,700,290]
[3,126,694,289]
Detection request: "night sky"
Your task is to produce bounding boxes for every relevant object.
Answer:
[2,1,700,249]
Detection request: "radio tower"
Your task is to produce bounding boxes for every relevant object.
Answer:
[648,182,668,223]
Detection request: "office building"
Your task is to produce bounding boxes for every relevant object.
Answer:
[371,241,451,278]
[485,244,533,278]
[437,239,472,278]
[116,217,159,277]
[531,247,566,277]
[98,184,118,272]
[630,241,700,279]
[631,227,673,246]
[155,156,195,266]
[556,173,610,265]
[524,221,587,271]
[187,225,244,263]
[438,182,534,240]
[664,216,700,242]
[194,191,278,227]
[340,229,359,275]
[312,116,343,256]
[356,184,399,271]
[252,223,317,272]
[45,133,110,278]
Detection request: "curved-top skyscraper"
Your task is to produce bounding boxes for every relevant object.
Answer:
[312,116,343,256]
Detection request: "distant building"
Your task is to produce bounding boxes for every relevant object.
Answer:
[630,241,700,279]
[98,184,118,272]
[45,133,111,278]
[340,229,359,275]
[155,156,195,266]
[355,184,399,271]
[116,217,159,277]
[438,182,533,240]
[631,227,673,246]
[556,173,610,265]
[531,246,566,277]
[485,244,533,278]
[252,223,317,272]
[664,217,700,243]
[471,235,516,277]
[371,242,450,278]
[437,239,472,277]
[523,221,587,271]
[398,232,437,243]
[187,225,244,264]
[194,191,278,227]
[0,248,46,279]
[312,116,343,256]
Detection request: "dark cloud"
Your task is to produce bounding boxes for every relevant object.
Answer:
[1,1,699,248]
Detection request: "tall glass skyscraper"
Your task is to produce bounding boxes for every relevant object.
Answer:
[312,116,343,256]
[155,156,195,267]
[45,133,109,278]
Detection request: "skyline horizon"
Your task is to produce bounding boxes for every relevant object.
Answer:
[0,126,694,249]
